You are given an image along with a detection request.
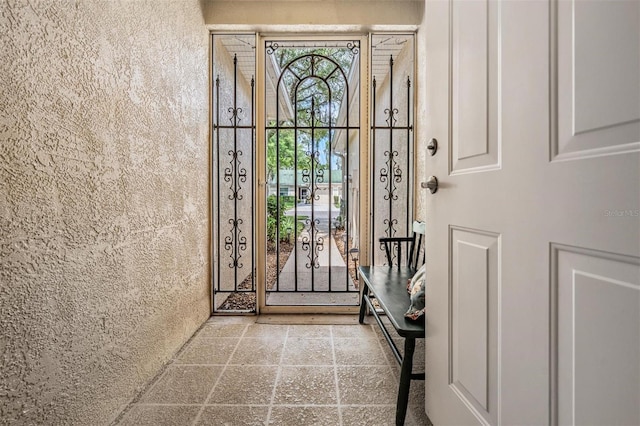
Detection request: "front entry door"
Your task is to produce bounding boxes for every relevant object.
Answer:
[260,37,364,311]
[425,1,640,424]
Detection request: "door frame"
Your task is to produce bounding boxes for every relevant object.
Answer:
[210,30,419,315]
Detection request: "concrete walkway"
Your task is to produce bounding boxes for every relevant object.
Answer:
[267,202,358,306]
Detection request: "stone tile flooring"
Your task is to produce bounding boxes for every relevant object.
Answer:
[115,316,429,426]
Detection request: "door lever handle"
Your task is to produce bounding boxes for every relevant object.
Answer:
[421,176,439,194]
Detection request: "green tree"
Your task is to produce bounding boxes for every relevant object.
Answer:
[266,46,350,182]
[266,124,333,181]
[266,124,312,180]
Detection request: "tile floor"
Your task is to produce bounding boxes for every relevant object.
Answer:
[115,315,430,426]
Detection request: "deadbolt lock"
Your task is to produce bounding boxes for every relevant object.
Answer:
[427,138,438,156]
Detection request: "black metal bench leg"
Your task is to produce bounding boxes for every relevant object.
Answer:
[358,284,369,324]
[396,337,416,426]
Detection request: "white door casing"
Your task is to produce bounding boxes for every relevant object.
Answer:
[424,0,640,425]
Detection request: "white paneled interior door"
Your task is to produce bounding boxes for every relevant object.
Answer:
[424,1,640,425]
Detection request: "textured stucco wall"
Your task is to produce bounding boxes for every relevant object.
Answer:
[0,1,210,424]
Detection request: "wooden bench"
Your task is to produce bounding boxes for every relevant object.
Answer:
[358,221,426,426]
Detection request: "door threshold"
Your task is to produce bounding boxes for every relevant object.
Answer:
[257,314,360,325]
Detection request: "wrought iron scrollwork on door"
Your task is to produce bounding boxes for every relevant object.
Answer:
[300,104,326,269]
[266,39,360,297]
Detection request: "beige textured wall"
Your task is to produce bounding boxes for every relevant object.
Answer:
[0,1,210,424]
[203,0,424,26]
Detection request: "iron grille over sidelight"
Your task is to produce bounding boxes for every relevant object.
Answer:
[264,39,361,306]
[212,34,256,312]
[370,34,415,265]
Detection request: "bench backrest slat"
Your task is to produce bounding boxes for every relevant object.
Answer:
[379,221,426,269]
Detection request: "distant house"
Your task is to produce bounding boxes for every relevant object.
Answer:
[268,169,343,205]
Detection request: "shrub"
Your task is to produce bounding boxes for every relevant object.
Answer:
[267,215,277,243]
[267,195,279,219]
[280,195,296,209]
[266,195,304,243]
